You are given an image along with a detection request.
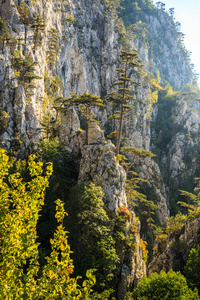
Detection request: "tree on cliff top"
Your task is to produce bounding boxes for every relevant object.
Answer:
[55,91,104,145]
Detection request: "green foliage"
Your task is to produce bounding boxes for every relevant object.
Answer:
[178,187,200,221]
[0,18,6,33]
[184,245,200,293]
[166,212,187,235]
[125,172,147,209]
[151,85,200,216]
[120,0,155,27]
[151,90,177,157]
[153,211,188,255]
[115,18,127,44]
[119,146,157,247]
[40,74,64,139]
[17,1,31,44]
[139,238,148,262]
[45,75,64,98]
[153,225,167,254]
[130,270,199,300]
[40,111,57,139]
[113,208,138,257]
[35,139,79,259]
[0,149,95,299]
[104,0,122,18]
[73,92,104,144]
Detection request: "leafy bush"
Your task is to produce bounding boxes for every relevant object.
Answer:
[130,270,199,299]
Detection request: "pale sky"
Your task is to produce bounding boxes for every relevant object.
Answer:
[152,0,200,84]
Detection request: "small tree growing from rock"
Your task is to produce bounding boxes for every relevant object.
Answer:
[31,12,46,51]
[56,92,104,145]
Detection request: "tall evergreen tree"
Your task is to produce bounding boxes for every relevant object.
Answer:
[107,50,139,155]
[31,12,46,51]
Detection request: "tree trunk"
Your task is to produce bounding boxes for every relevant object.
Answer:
[115,61,128,155]
[85,106,89,145]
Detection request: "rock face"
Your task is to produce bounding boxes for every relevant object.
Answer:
[148,218,200,275]
[144,11,193,90]
[58,108,84,153]
[152,94,200,215]
[79,128,126,212]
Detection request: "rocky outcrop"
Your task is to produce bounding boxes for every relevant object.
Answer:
[148,218,200,275]
[78,123,126,212]
[58,108,84,153]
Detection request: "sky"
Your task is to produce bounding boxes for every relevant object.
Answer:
[152,0,200,83]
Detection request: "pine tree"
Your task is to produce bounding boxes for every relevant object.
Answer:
[0,18,12,50]
[72,92,104,144]
[40,111,56,140]
[177,179,200,221]
[31,12,46,51]
[12,50,42,101]
[57,92,104,145]
[47,28,60,67]
[107,50,139,155]
[121,146,156,177]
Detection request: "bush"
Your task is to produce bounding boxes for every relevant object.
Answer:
[131,270,199,299]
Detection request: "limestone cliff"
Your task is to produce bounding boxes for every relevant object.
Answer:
[121,0,193,90]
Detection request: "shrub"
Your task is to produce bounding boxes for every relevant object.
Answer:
[131,270,199,300]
